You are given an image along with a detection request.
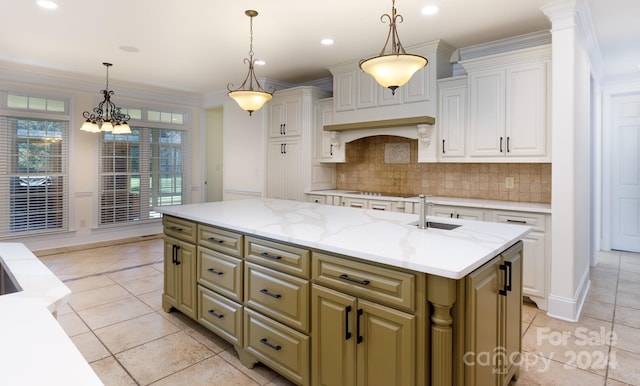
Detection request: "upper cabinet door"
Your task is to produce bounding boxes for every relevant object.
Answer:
[468,69,506,157]
[438,78,467,158]
[335,72,357,112]
[505,62,547,157]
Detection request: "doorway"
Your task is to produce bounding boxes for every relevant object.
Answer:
[609,92,640,253]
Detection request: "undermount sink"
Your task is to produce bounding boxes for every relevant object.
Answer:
[407,221,461,230]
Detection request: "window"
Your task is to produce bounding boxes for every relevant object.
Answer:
[0,116,69,236]
[99,126,189,225]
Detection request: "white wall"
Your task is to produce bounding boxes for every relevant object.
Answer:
[222,99,267,200]
[0,61,203,252]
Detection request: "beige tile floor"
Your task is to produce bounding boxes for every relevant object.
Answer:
[37,238,640,386]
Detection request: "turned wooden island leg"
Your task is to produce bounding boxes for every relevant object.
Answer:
[427,275,457,386]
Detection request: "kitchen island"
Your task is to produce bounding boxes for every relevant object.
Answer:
[157,198,531,386]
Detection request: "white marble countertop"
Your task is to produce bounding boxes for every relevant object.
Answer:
[0,243,103,386]
[156,198,531,279]
[308,189,552,214]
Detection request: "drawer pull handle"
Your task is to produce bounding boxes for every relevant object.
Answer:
[260,338,282,351]
[259,252,282,260]
[207,309,224,319]
[339,274,370,286]
[207,268,224,276]
[207,237,225,244]
[169,226,183,232]
[260,288,282,299]
[507,219,527,224]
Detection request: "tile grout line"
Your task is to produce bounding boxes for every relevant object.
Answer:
[61,260,163,283]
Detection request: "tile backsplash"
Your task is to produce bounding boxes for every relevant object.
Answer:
[335,136,551,203]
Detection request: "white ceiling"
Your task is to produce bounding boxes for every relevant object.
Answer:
[1,0,638,94]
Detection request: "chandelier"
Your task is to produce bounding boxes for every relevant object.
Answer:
[80,62,131,134]
[227,10,274,116]
[359,0,428,95]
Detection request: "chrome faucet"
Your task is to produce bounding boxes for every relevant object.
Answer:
[418,194,433,229]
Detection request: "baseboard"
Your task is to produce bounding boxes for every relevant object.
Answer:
[546,266,591,321]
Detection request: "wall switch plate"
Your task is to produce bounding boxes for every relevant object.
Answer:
[505,177,515,189]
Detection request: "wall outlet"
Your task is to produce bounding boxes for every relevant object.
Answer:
[340,173,346,183]
[505,177,515,189]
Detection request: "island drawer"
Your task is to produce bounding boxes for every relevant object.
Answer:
[197,246,243,302]
[198,285,243,347]
[312,252,416,312]
[198,225,244,257]
[163,216,197,244]
[245,236,310,278]
[244,308,310,386]
[245,262,310,333]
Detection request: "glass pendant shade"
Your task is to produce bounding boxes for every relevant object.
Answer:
[112,122,131,135]
[100,120,114,132]
[80,120,100,133]
[228,90,273,115]
[360,53,427,92]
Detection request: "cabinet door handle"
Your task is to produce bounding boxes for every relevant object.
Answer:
[207,268,224,276]
[282,123,286,135]
[345,305,352,340]
[356,308,364,344]
[260,288,282,299]
[330,143,333,156]
[172,244,181,265]
[442,139,446,154]
[279,124,284,135]
[450,213,454,218]
[175,244,181,265]
[507,219,527,224]
[505,260,512,292]
[456,214,460,219]
[260,338,282,351]
[507,137,511,153]
[499,264,508,296]
[259,251,282,260]
[283,143,286,154]
[339,274,370,286]
[207,237,224,244]
[207,309,224,319]
[500,136,504,153]
[280,143,284,154]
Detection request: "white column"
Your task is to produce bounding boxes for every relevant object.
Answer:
[542,0,593,321]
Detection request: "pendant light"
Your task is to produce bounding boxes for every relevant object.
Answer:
[80,63,131,134]
[228,10,274,116]
[359,0,428,95]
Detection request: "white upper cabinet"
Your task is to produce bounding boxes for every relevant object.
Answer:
[269,95,302,137]
[462,45,551,162]
[437,77,467,158]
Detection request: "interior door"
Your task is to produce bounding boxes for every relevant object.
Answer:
[611,93,640,253]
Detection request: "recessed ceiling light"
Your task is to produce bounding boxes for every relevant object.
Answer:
[421,5,439,15]
[37,0,58,9]
[321,38,334,46]
[119,46,140,53]
[254,59,266,66]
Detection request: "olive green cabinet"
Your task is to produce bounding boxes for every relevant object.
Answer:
[162,234,197,319]
[311,251,422,386]
[465,241,522,386]
[312,284,415,386]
